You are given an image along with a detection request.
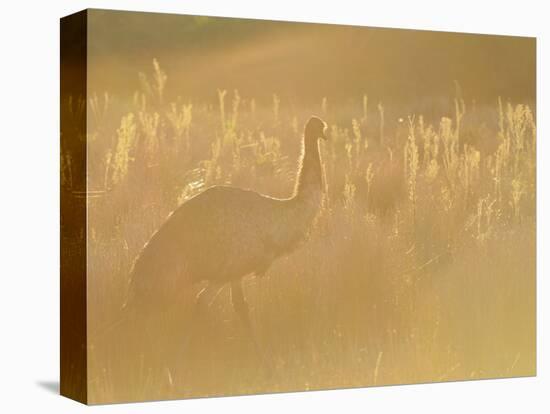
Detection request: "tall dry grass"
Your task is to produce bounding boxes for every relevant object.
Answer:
[61,61,535,403]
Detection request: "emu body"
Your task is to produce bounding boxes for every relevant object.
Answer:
[124,116,327,355]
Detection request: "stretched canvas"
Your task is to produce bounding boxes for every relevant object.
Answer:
[60,9,536,405]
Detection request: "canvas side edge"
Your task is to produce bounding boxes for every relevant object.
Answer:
[60,9,88,405]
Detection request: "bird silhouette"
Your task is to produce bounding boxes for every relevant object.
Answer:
[123,116,328,362]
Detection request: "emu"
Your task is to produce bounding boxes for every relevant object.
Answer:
[124,116,328,348]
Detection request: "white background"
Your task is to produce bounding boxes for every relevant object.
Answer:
[0,0,547,412]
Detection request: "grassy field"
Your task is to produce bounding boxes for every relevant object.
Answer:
[62,58,536,403]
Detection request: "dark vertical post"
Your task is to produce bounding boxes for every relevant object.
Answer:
[60,9,88,404]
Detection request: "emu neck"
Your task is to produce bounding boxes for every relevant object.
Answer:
[294,137,323,200]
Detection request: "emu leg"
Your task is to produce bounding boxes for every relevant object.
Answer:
[230,279,253,333]
[195,282,225,310]
[231,279,273,375]
[181,282,225,355]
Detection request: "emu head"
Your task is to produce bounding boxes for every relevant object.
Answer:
[305,116,328,141]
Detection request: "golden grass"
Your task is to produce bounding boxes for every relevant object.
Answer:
[66,60,536,403]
